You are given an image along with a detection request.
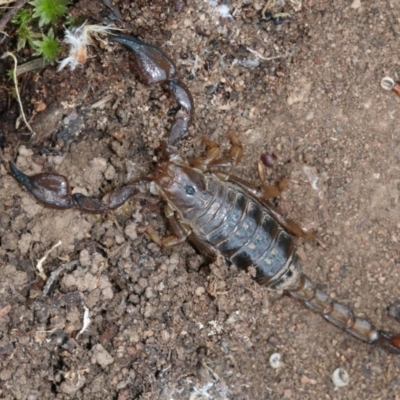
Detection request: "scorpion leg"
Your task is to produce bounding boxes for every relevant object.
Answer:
[188,133,313,238]
[162,204,192,248]
[112,35,194,144]
[189,131,243,171]
[188,136,223,170]
[9,162,148,213]
[163,204,218,255]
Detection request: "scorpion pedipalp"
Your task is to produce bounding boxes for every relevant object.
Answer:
[112,35,194,144]
[9,161,73,209]
[9,162,148,213]
[111,35,177,84]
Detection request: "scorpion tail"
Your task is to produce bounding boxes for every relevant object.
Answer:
[287,272,400,353]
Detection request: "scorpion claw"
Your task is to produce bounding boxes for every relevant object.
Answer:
[169,114,191,144]
[72,193,108,213]
[111,34,177,85]
[112,34,194,144]
[72,183,147,213]
[9,162,73,209]
[10,161,150,213]
[168,79,194,144]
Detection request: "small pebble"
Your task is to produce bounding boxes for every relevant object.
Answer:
[18,145,34,157]
[332,367,349,388]
[269,353,282,368]
[125,223,138,241]
[104,164,116,180]
[381,77,395,91]
[350,0,361,9]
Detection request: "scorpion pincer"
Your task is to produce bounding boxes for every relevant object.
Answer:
[112,35,194,144]
[8,35,400,354]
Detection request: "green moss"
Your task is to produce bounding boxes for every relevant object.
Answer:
[12,9,36,50]
[33,28,60,61]
[10,0,71,61]
[30,0,70,27]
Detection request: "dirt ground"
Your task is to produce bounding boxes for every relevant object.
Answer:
[1,0,400,399]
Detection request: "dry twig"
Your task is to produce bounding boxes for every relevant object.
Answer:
[1,51,36,135]
[35,240,62,281]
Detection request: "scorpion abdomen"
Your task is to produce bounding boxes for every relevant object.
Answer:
[188,175,297,286]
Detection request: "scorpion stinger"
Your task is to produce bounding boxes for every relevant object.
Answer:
[111,35,194,144]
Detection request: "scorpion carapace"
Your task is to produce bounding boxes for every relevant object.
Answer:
[8,34,400,354]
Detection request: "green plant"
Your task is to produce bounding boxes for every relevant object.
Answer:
[30,0,69,27]
[11,0,70,62]
[32,28,59,61]
[12,8,36,50]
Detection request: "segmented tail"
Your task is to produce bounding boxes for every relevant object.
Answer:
[287,273,400,353]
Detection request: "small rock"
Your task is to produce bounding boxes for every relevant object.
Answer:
[91,252,106,273]
[195,286,205,296]
[62,274,77,289]
[91,344,114,367]
[125,223,137,241]
[388,300,400,323]
[90,157,108,173]
[102,287,114,300]
[138,278,148,289]
[104,164,116,180]
[82,273,97,292]
[18,145,34,157]
[79,249,91,268]
[18,232,32,255]
[350,0,361,9]
[59,373,86,394]
[145,287,154,298]
[161,330,170,342]
[287,78,311,105]
[0,367,12,380]
[284,389,292,398]
[306,111,314,121]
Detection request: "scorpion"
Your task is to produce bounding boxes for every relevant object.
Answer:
[8,34,400,354]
